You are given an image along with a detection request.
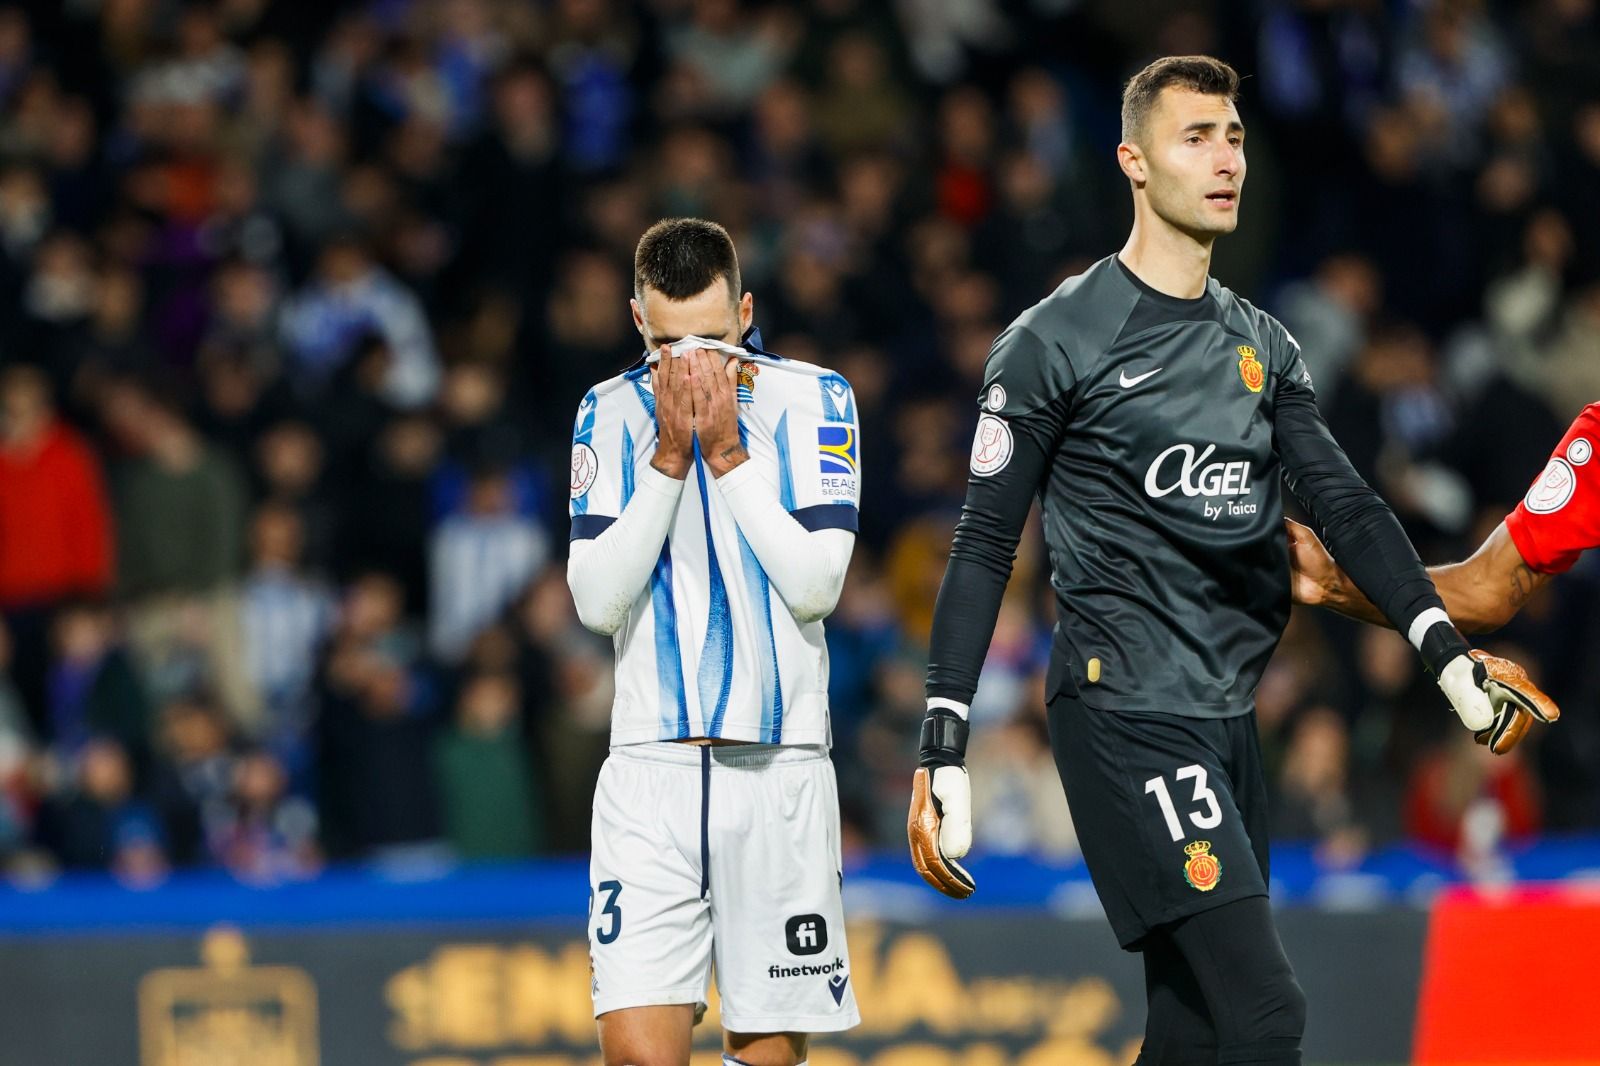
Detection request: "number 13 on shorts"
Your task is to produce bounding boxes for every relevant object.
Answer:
[1145,764,1224,841]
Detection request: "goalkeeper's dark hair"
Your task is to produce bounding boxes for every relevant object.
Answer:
[633,217,741,304]
[1121,55,1240,146]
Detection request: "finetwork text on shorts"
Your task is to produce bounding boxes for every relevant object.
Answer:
[767,957,846,979]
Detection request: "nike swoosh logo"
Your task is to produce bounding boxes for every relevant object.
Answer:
[1119,367,1163,388]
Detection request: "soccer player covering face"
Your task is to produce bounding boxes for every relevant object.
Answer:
[567,218,862,1066]
[906,57,1557,1065]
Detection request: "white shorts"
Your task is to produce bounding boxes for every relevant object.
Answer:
[588,741,861,1034]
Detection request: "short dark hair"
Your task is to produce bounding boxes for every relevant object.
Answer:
[633,218,741,304]
[1121,55,1240,145]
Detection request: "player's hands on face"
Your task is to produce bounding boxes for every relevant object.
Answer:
[689,347,748,477]
[650,344,695,479]
[1284,518,1345,607]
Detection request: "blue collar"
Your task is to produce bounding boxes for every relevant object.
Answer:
[743,326,775,356]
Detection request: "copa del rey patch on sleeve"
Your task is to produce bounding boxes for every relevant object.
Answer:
[970,415,1013,476]
[570,442,598,499]
[1524,455,1577,514]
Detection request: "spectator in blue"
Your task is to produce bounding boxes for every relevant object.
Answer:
[279,233,440,409]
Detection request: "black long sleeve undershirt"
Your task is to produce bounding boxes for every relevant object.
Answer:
[926,403,1062,704]
[1272,382,1447,641]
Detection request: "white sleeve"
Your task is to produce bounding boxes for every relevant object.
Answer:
[714,460,855,622]
[566,388,685,635]
[781,369,862,527]
[567,465,685,634]
[709,369,861,622]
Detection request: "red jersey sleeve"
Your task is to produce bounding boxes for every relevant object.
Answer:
[1505,404,1600,574]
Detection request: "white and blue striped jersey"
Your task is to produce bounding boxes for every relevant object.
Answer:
[569,328,860,747]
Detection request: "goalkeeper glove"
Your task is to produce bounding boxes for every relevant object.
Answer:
[907,702,975,899]
[1467,649,1560,755]
[1417,615,1559,755]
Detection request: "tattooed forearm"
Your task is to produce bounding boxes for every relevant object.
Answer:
[1509,563,1536,608]
[707,442,749,476]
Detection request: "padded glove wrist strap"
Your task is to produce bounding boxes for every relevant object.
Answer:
[919,709,969,768]
[1418,619,1472,679]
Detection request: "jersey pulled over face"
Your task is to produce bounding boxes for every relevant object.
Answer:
[1505,403,1600,574]
[977,255,1313,716]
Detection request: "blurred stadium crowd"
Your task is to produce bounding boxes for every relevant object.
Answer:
[0,0,1598,884]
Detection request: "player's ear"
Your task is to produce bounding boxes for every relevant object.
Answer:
[739,291,753,335]
[630,297,647,337]
[1117,141,1147,185]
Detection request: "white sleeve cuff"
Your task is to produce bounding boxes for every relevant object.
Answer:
[927,698,971,721]
[637,462,690,498]
[1407,607,1453,651]
[712,456,768,494]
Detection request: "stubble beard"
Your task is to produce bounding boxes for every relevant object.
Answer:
[1151,183,1237,244]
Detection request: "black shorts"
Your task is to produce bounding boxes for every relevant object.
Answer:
[1046,690,1272,950]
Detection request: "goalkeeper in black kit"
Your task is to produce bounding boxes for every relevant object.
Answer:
[905,56,1558,1065]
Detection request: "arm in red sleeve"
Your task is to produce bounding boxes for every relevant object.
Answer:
[1503,403,1600,575]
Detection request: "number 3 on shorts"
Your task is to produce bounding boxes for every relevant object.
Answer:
[1144,765,1224,842]
[591,880,623,945]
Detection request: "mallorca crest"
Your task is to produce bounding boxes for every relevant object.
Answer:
[1183,840,1222,892]
[1237,345,1264,394]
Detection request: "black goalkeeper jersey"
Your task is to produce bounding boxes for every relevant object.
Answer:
[926,254,1446,718]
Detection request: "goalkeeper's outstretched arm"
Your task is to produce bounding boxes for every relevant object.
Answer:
[1270,329,1559,753]
[1287,518,1551,635]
